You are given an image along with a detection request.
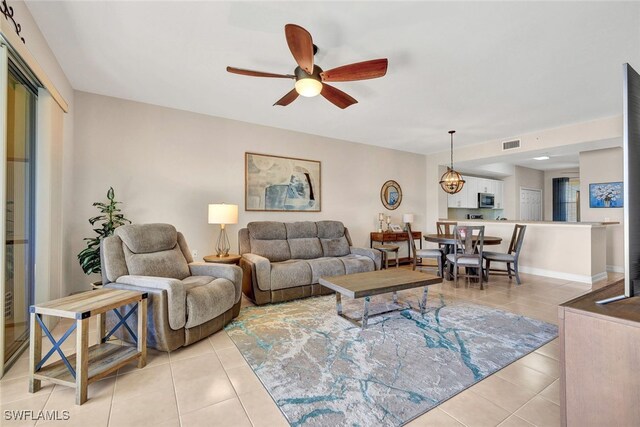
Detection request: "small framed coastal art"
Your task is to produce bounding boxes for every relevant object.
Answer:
[589,182,623,208]
[245,152,321,212]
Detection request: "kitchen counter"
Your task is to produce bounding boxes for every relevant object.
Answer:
[430,220,610,284]
[441,219,619,227]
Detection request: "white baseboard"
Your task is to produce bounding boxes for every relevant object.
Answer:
[606,265,624,273]
[518,265,605,285]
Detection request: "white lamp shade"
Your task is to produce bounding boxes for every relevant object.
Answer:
[403,213,414,223]
[208,204,238,225]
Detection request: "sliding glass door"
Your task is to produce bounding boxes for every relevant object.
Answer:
[3,61,36,365]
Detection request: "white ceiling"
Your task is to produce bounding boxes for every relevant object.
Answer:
[26,1,640,154]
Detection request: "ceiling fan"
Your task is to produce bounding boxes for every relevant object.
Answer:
[226,24,388,109]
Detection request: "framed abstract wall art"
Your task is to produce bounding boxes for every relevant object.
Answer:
[589,182,623,208]
[245,153,321,211]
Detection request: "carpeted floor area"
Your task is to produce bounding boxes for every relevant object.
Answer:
[226,293,558,426]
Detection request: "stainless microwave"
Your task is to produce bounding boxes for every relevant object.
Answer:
[478,193,495,208]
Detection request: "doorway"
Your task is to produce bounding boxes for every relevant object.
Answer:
[520,188,542,221]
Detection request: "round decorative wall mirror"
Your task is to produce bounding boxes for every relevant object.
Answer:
[380,180,402,210]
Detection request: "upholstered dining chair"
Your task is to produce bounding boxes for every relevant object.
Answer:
[407,224,444,277]
[445,225,486,287]
[483,224,527,285]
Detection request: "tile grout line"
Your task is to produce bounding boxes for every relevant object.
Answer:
[167,349,183,426]
[105,376,116,427]
[213,334,260,426]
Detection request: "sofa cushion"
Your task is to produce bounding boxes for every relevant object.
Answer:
[305,257,346,284]
[316,221,345,239]
[117,223,178,254]
[270,260,312,290]
[285,222,318,238]
[320,237,350,257]
[248,221,291,262]
[289,238,323,259]
[338,254,375,274]
[250,239,291,262]
[181,275,216,289]
[123,245,191,280]
[317,221,350,257]
[248,222,287,239]
[185,278,235,328]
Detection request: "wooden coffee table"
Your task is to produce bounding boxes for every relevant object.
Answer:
[318,269,442,329]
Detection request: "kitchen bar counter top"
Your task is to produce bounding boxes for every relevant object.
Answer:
[441,219,619,227]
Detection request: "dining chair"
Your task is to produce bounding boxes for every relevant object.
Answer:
[482,224,526,285]
[436,221,458,253]
[436,221,457,235]
[445,225,486,288]
[407,223,444,277]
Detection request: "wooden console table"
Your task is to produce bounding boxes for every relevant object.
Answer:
[559,279,640,425]
[370,231,422,265]
[29,289,148,405]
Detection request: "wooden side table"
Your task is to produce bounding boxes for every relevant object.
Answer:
[203,254,241,265]
[29,289,147,405]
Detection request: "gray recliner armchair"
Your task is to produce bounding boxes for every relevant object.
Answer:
[101,223,242,352]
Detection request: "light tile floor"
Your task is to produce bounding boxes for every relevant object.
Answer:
[0,271,623,427]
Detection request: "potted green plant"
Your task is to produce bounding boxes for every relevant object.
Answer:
[78,187,131,288]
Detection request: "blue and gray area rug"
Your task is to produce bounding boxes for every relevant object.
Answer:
[225,294,557,426]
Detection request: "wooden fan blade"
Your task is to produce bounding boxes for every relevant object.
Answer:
[320,84,358,109]
[273,89,299,106]
[227,66,294,79]
[320,59,388,82]
[284,24,314,74]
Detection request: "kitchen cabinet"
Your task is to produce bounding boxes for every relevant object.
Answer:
[493,181,504,210]
[448,176,504,209]
[447,186,465,208]
[466,178,478,208]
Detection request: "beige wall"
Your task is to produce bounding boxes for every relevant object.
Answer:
[543,168,580,221]
[69,91,428,294]
[579,147,624,271]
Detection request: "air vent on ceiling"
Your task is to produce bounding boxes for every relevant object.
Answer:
[502,139,521,151]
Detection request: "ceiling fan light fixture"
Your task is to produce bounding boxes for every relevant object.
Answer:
[295,78,323,97]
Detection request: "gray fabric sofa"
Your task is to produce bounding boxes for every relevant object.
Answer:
[101,223,242,351]
[239,221,381,305]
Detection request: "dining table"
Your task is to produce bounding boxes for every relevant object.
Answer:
[423,233,503,247]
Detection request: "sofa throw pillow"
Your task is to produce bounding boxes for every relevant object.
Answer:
[320,236,350,257]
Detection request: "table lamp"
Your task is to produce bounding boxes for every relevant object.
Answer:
[208,203,238,257]
[402,213,414,231]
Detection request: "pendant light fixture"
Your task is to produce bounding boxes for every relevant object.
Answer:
[439,130,466,194]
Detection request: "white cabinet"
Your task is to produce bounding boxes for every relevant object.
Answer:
[448,176,505,209]
[466,178,478,208]
[494,181,504,210]
[447,186,465,208]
